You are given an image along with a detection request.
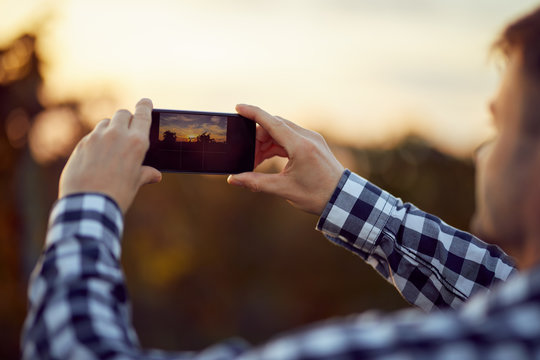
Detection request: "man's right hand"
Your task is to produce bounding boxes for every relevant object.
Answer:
[227,104,345,215]
[58,98,162,214]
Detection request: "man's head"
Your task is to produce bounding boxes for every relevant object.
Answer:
[493,6,540,82]
[472,6,540,269]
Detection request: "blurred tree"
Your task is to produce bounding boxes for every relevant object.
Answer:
[0,33,44,359]
[0,31,83,359]
[357,136,475,231]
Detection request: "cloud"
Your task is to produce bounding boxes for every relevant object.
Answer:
[159,113,227,142]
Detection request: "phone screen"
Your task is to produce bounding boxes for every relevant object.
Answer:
[143,109,255,174]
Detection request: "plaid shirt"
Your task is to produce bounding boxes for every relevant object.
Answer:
[317,170,517,311]
[23,170,540,360]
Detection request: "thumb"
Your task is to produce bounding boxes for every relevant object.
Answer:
[139,166,162,186]
[227,172,285,196]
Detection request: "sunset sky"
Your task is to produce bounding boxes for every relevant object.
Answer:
[1,0,539,157]
[159,113,227,143]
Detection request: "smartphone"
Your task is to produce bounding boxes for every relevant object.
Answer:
[143,109,255,174]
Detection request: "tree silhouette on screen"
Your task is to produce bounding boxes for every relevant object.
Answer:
[162,130,176,144]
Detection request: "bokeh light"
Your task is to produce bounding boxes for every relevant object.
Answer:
[28,107,81,164]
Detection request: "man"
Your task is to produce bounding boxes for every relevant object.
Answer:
[22,6,540,359]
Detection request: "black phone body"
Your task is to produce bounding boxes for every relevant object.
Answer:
[143,109,255,174]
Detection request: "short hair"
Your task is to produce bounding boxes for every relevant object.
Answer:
[493,6,540,78]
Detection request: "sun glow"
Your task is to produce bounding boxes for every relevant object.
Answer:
[2,0,539,158]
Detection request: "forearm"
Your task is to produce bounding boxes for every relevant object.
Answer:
[317,170,518,311]
[21,193,249,360]
[23,195,170,359]
[20,190,530,360]
[21,194,137,358]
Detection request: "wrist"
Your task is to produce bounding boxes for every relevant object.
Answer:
[317,164,346,215]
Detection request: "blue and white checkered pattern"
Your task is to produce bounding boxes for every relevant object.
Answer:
[317,170,517,311]
[22,176,540,359]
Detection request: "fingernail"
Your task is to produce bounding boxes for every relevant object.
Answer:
[227,175,243,186]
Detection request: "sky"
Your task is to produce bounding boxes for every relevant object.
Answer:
[159,113,227,143]
[1,0,539,156]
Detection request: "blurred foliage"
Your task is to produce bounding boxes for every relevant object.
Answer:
[0,33,44,359]
[1,32,475,357]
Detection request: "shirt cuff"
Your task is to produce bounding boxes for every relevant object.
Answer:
[316,169,397,255]
[45,193,124,259]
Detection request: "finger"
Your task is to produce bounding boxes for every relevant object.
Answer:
[110,109,132,129]
[236,104,297,149]
[227,172,287,196]
[131,98,153,134]
[259,138,273,152]
[277,116,313,137]
[138,166,162,187]
[255,123,272,143]
[94,118,111,132]
[276,116,323,143]
[255,146,288,168]
[255,126,275,152]
[80,118,110,145]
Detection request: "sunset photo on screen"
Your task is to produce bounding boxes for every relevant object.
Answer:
[158,113,227,145]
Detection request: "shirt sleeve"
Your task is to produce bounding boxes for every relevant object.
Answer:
[238,268,540,360]
[22,192,536,360]
[316,169,518,311]
[20,193,249,360]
